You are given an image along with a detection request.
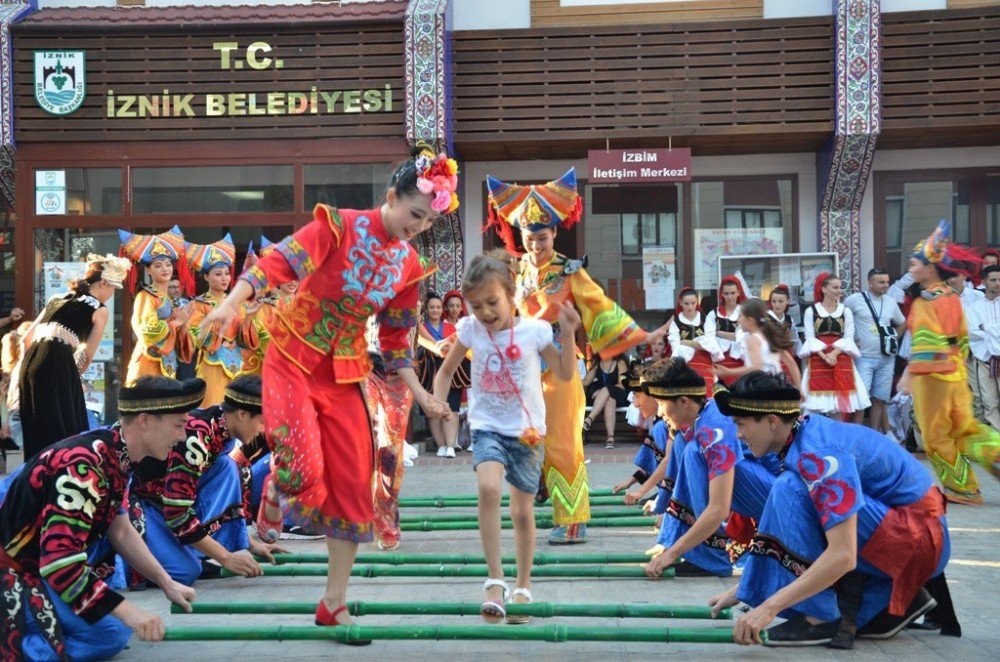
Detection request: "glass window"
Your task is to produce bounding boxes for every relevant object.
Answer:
[33,228,124,423]
[304,163,393,210]
[692,178,795,296]
[132,166,294,213]
[989,175,1000,246]
[881,178,972,276]
[35,168,122,215]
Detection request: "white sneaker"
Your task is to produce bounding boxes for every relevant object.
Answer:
[436,446,447,457]
[445,447,456,458]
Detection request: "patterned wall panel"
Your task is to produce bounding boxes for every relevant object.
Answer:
[405,0,463,293]
[0,1,34,210]
[817,0,881,290]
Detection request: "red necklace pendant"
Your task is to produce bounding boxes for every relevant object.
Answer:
[506,344,522,361]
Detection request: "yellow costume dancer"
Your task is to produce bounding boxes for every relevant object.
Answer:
[237,238,298,378]
[905,220,1000,505]
[186,233,259,407]
[119,226,194,384]
[487,168,648,544]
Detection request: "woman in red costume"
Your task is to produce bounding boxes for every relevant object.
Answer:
[799,272,871,418]
[201,146,455,640]
[667,286,722,398]
[706,276,747,386]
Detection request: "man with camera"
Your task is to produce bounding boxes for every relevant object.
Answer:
[845,268,906,434]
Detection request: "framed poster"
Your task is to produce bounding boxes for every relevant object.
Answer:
[718,252,839,311]
[642,246,676,310]
[694,228,784,290]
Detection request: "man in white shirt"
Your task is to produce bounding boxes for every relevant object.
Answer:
[967,266,1000,431]
[947,273,987,422]
[845,268,905,433]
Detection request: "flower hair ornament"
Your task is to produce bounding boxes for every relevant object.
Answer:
[413,145,460,215]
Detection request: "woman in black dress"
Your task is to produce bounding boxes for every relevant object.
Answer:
[19,255,129,459]
[582,352,629,449]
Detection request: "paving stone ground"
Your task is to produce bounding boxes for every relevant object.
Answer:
[120,442,999,661]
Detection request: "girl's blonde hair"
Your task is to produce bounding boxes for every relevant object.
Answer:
[1,321,31,375]
[462,249,517,298]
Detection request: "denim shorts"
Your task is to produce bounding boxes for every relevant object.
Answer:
[855,354,895,402]
[472,429,545,495]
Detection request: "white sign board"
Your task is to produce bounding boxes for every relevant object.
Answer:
[642,246,676,310]
[35,170,66,215]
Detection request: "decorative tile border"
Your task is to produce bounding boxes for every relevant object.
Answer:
[818,0,881,290]
[405,0,463,293]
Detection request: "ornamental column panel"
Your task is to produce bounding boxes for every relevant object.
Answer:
[817,0,881,290]
[405,0,462,292]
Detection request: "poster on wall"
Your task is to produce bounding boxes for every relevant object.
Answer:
[82,362,106,421]
[42,262,115,361]
[642,246,676,310]
[693,228,784,290]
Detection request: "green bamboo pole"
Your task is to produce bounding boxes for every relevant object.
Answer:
[401,496,627,508]
[166,624,754,644]
[172,600,730,620]
[400,516,652,531]
[400,489,617,506]
[398,507,641,524]
[223,564,673,579]
[262,552,657,566]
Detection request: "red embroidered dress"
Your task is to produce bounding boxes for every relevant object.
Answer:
[241,204,432,541]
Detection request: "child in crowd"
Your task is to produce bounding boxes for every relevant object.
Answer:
[433,250,580,624]
[716,298,800,388]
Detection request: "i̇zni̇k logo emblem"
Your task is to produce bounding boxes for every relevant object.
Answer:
[34,51,86,116]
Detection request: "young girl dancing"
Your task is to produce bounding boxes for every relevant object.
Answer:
[434,251,580,624]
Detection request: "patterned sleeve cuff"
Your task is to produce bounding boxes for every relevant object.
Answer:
[241,266,269,296]
[78,582,125,625]
[377,307,418,329]
[382,347,414,371]
[276,237,316,280]
[632,469,650,483]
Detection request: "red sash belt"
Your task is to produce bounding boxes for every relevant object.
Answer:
[859,486,946,616]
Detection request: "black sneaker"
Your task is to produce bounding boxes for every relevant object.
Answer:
[280,525,324,540]
[858,588,937,640]
[199,559,222,579]
[765,614,839,647]
[672,560,717,577]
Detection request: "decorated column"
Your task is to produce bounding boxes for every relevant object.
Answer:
[817,0,881,290]
[405,0,463,292]
[0,1,35,210]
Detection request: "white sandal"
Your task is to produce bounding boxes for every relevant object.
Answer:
[480,578,509,624]
[505,587,532,625]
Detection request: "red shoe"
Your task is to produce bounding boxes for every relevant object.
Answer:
[315,601,372,646]
[255,473,282,544]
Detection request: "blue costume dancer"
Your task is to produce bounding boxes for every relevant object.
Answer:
[129,376,281,585]
[714,371,954,648]
[643,359,779,578]
[0,378,201,660]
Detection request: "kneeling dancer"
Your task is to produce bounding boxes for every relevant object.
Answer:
[643,359,779,578]
[712,371,955,648]
[0,377,201,660]
[129,375,284,585]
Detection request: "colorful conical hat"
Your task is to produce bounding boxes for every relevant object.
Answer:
[913,219,982,278]
[241,236,275,273]
[186,233,235,274]
[118,225,190,293]
[118,225,185,265]
[485,168,582,253]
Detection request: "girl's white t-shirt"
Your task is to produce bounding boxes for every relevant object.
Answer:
[456,316,553,439]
